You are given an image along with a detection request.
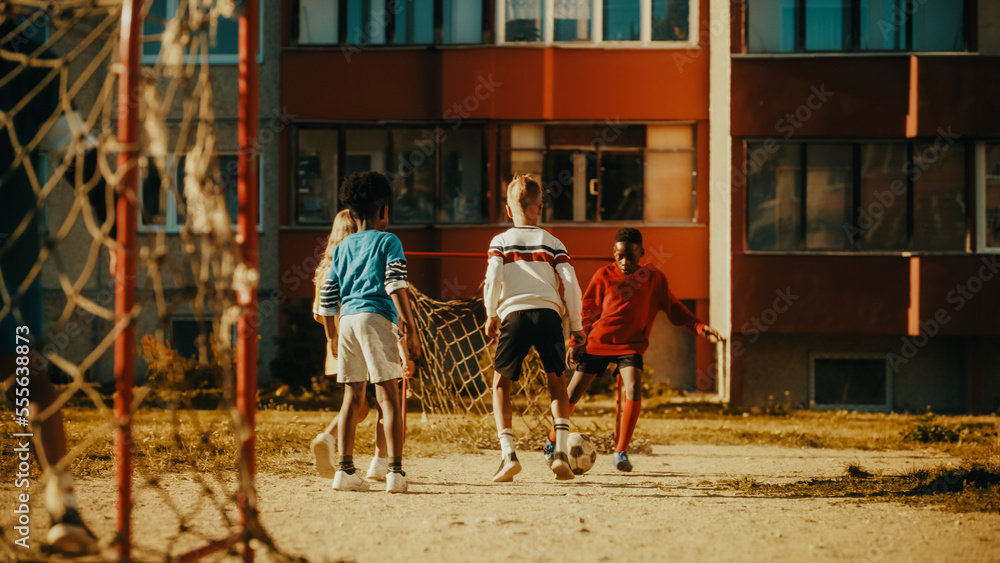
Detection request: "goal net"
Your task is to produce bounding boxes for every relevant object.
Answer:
[0,2,294,560]
[407,283,558,450]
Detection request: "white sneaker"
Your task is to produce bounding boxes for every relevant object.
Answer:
[551,452,575,481]
[332,470,369,492]
[310,433,338,479]
[492,452,522,483]
[386,471,408,493]
[44,507,98,555]
[367,457,388,481]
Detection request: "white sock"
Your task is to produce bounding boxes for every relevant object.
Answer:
[45,471,78,520]
[498,428,514,457]
[554,418,570,456]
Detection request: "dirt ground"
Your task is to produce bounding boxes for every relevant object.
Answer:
[4,444,999,562]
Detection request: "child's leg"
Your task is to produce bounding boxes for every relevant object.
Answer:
[492,371,514,452]
[615,366,643,454]
[546,371,575,480]
[547,370,596,442]
[373,399,387,457]
[337,382,366,459]
[373,379,402,459]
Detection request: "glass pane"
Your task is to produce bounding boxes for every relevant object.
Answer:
[647,124,693,149]
[393,0,434,44]
[345,129,386,176]
[297,129,339,225]
[143,0,170,56]
[210,10,239,56]
[913,0,964,51]
[548,124,645,148]
[912,142,966,250]
[601,153,643,221]
[747,142,802,251]
[175,155,240,227]
[299,0,339,43]
[860,0,904,50]
[439,128,484,223]
[443,0,482,43]
[603,0,640,41]
[986,144,1000,248]
[506,0,544,42]
[652,0,690,41]
[545,151,596,222]
[347,0,387,44]
[747,0,796,53]
[554,0,591,42]
[141,161,166,225]
[390,128,435,224]
[857,143,908,250]
[500,149,544,222]
[805,0,849,51]
[805,144,852,250]
[511,124,545,149]
[646,151,694,221]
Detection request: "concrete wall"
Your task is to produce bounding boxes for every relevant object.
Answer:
[739,333,972,413]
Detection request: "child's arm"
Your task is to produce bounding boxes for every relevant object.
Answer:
[482,237,504,342]
[317,274,342,356]
[390,288,422,361]
[384,236,422,360]
[553,244,585,342]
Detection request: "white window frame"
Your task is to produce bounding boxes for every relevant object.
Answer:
[495,0,698,48]
[141,0,264,65]
[976,142,1000,253]
[809,353,893,413]
[139,154,265,234]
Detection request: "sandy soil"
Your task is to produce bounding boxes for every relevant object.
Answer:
[4,445,999,562]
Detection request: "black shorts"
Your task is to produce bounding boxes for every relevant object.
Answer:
[578,353,644,376]
[494,309,566,381]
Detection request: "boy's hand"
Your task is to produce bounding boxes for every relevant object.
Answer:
[328,338,338,359]
[402,357,416,379]
[567,330,586,364]
[483,316,500,343]
[404,326,422,361]
[700,325,722,344]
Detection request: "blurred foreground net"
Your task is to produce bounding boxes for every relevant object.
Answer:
[0,2,297,560]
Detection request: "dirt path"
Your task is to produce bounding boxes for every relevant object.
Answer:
[4,445,998,562]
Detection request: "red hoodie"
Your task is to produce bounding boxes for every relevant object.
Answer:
[582,263,705,356]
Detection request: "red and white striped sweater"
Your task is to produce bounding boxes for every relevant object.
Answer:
[484,226,583,331]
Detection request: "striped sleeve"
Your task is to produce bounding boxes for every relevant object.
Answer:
[385,259,408,293]
[317,277,340,316]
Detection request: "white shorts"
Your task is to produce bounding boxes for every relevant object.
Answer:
[337,312,403,384]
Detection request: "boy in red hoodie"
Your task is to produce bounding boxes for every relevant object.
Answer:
[547,228,721,472]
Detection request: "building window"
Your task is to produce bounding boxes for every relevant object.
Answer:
[978,143,1000,251]
[746,140,968,252]
[499,122,697,224]
[810,354,892,412]
[500,0,696,44]
[293,124,486,226]
[140,154,263,233]
[746,0,966,53]
[296,0,487,45]
[143,0,263,64]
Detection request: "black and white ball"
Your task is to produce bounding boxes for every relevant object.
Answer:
[567,432,597,475]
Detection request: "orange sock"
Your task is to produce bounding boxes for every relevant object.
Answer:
[616,397,641,453]
[548,402,577,442]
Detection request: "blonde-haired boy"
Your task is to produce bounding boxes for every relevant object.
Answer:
[483,174,585,482]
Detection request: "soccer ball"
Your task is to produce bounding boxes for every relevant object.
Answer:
[567,433,597,475]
